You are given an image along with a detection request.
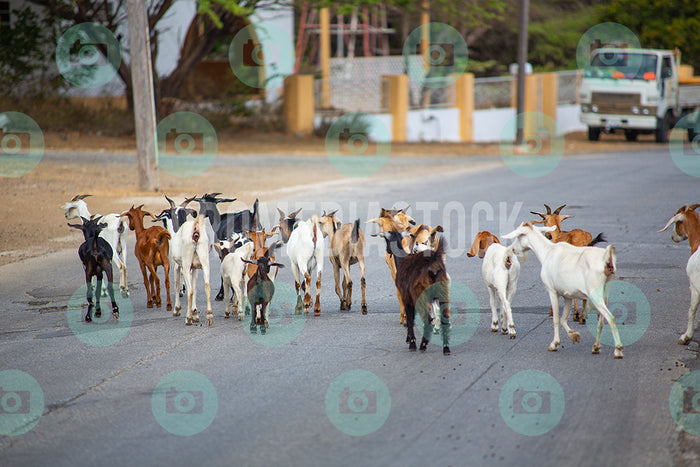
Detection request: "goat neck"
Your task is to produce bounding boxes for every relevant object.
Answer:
[518,226,554,263]
[686,210,700,254]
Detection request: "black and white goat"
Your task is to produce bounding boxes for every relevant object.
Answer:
[68,217,119,322]
[194,193,261,300]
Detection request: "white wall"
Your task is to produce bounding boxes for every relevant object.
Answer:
[406,108,462,142]
[473,105,585,142]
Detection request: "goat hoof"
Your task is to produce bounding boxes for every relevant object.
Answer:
[443,346,451,355]
[592,344,600,354]
[147,302,154,309]
[361,305,367,315]
[94,309,102,318]
[166,304,172,311]
[84,314,92,323]
[679,334,691,345]
[501,328,508,335]
[250,323,257,334]
[207,317,213,326]
[314,310,321,317]
[614,346,624,359]
[238,315,243,321]
[568,331,581,344]
[120,290,129,298]
[260,326,267,335]
[547,343,559,352]
[509,332,516,339]
[408,340,417,351]
[173,309,181,317]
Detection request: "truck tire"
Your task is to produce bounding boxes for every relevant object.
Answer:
[588,126,601,141]
[625,130,639,141]
[656,112,671,143]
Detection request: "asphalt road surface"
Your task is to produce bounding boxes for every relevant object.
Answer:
[1,149,699,466]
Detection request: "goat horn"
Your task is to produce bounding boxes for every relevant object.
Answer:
[277,207,286,219]
[164,195,176,208]
[180,196,196,207]
[289,208,302,218]
[530,211,546,219]
[544,204,552,214]
[553,204,567,215]
[399,204,411,213]
[136,204,144,210]
[658,213,685,232]
[686,204,700,212]
[328,209,338,217]
[72,194,92,201]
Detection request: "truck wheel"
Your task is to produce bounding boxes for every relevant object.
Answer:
[588,127,601,141]
[656,113,671,143]
[625,130,639,142]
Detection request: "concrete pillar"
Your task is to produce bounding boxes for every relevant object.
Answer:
[284,75,315,135]
[382,75,408,142]
[454,73,474,142]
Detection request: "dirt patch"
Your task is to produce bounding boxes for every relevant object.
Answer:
[1,129,663,266]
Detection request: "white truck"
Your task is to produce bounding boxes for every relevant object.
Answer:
[579,48,700,142]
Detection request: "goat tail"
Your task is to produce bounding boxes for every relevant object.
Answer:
[603,245,616,276]
[156,230,171,246]
[504,244,516,270]
[351,218,360,244]
[588,232,606,246]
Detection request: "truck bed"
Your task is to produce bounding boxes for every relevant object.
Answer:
[679,83,700,108]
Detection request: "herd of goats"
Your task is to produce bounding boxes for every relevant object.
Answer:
[60,194,700,359]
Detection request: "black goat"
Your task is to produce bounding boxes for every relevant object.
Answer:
[376,231,451,355]
[243,246,284,335]
[194,193,261,300]
[68,217,119,322]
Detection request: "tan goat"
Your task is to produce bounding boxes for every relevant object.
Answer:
[319,211,368,313]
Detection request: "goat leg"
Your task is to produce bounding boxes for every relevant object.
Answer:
[85,279,94,322]
[94,274,103,318]
[215,277,224,301]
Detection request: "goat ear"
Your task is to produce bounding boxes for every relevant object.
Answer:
[266,231,277,238]
[559,215,573,221]
[530,211,546,219]
[80,216,90,224]
[467,234,481,257]
[430,225,444,235]
[270,240,284,251]
[241,258,257,265]
[271,225,279,233]
[98,223,108,230]
[67,223,83,230]
[270,262,285,268]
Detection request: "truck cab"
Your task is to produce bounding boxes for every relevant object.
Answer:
[579,48,700,142]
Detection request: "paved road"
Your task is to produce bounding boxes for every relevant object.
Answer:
[1,149,699,466]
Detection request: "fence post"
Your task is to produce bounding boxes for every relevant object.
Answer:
[540,72,558,134]
[284,75,314,136]
[382,75,408,142]
[455,73,474,142]
[523,73,540,135]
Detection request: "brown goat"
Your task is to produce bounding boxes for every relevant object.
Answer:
[245,229,280,281]
[367,207,442,325]
[531,204,606,324]
[319,211,367,313]
[121,205,172,311]
[377,230,451,355]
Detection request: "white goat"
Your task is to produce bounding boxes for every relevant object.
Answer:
[214,234,255,321]
[171,214,213,325]
[467,231,521,338]
[276,209,324,315]
[61,194,129,296]
[503,222,622,358]
[658,204,700,345]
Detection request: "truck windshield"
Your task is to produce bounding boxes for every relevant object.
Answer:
[584,52,658,80]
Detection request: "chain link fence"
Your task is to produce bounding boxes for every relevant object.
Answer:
[314,62,580,113]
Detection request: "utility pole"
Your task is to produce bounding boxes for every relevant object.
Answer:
[515,0,529,146]
[127,0,158,191]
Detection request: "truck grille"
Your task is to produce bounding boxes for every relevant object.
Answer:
[591,92,641,115]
